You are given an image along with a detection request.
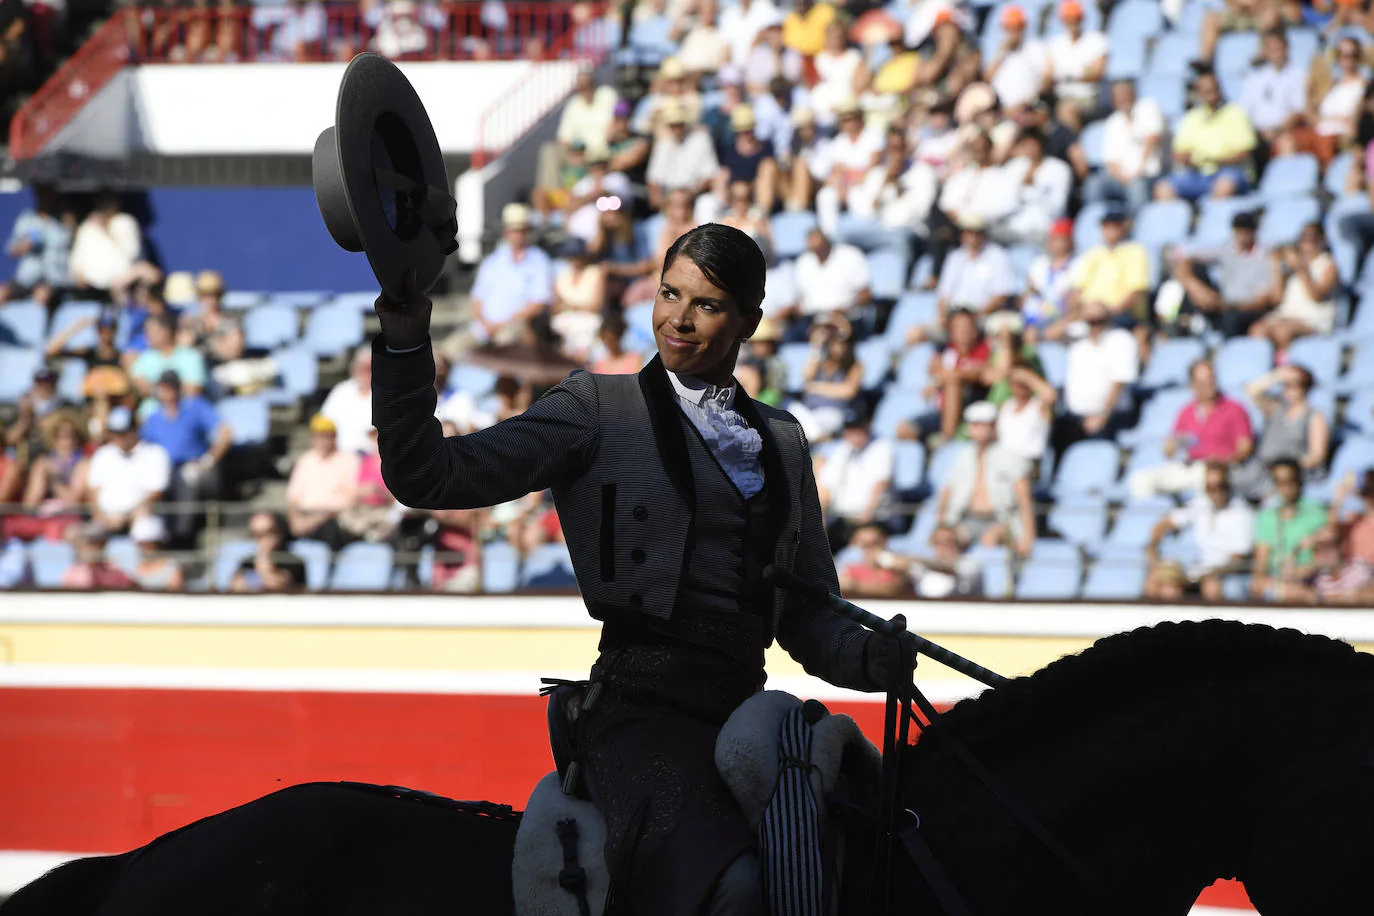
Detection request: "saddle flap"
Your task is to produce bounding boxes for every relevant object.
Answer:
[513,773,611,916]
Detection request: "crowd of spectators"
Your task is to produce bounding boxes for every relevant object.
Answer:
[6,0,1374,604]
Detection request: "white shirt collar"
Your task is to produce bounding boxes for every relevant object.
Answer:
[667,370,736,409]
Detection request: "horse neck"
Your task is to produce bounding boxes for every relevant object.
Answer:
[901,667,1368,914]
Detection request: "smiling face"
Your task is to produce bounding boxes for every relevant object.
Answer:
[652,255,760,385]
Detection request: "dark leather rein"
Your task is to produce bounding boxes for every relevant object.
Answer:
[762,568,1130,916]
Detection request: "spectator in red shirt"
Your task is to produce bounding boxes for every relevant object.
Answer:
[837,522,913,599]
[60,522,135,591]
[923,308,991,442]
[1128,359,1254,501]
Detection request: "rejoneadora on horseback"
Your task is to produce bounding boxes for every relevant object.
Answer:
[371,217,904,915]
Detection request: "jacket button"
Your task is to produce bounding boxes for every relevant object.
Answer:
[629,593,643,608]
[631,548,646,564]
[633,506,648,521]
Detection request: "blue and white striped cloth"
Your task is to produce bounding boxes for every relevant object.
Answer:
[759,706,824,916]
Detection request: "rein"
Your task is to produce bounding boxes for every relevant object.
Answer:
[762,567,1130,916]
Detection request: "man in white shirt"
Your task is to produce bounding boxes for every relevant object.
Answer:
[1051,300,1140,460]
[645,100,720,211]
[812,100,884,236]
[927,129,1016,282]
[934,216,1016,320]
[1085,79,1166,215]
[673,0,731,77]
[1045,0,1108,130]
[792,228,872,319]
[937,400,1037,556]
[817,414,894,551]
[997,129,1073,246]
[1239,29,1307,148]
[1145,463,1254,601]
[320,346,376,456]
[719,0,781,68]
[847,134,939,236]
[68,193,160,301]
[984,5,1048,114]
[86,406,172,534]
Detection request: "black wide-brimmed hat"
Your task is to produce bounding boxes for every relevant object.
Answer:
[313,52,457,300]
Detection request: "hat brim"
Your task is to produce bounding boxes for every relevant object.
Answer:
[313,53,452,300]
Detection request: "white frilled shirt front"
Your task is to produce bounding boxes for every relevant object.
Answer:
[667,371,765,498]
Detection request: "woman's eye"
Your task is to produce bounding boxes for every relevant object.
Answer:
[660,288,676,301]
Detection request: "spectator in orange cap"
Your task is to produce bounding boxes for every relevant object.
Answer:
[1045,0,1108,131]
[984,5,1048,112]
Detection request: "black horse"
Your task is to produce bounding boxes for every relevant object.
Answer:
[6,619,1373,915]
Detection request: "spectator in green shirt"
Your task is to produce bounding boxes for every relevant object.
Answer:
[1250,458,1328,602]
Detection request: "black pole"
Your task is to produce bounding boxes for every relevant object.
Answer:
[764,566,1009,689]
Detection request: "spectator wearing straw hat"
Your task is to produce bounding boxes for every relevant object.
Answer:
[634,57,704,141]
[130,513,184,591]
[813,97,883,235]
[709,104,779,217]
[286,414,361,549]
[646,98,720,213]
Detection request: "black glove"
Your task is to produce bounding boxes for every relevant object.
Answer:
[374,267,434,351]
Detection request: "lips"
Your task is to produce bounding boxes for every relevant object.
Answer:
[662,335,695,350]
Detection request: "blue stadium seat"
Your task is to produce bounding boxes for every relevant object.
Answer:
[1287,27,1320,70]
[833,213,888,251]
[628,14,673,56]
[1338,339,1374,395]
[0,540,30,588]
[899,500,941,554]
[288,538,332,591]
[28,539,75,588]
[1074,201,1109,252]
[1120,386,1193,446]
[520,542,577,588]
[1139,73,1187,123]
[1308,386,1337,428]
[221,291,265,310]
[624,302,655,345]
[55,357,86,404]
[268,291,329,310]
[1047,494,1108,547]
[1015,556,1082,599]
[1222,574,1252,601]
[1309,436,1374,502]
[328,292,383,312]
[1345,389,1374,436]
[0,346,42,402]
[894,343,934,389]
[215,539,256,590]
[1119,440,1170,499]
[1078,120,1108,170]
[329,542,394,591]
[1284,336,1343,390]
[450,363,499,398]
[967,544,1012,599]
[264,347,320,407]
[1148,32,1198,77]
[771,211,818,261]
[1107,0,1164,41]
[1081,547,1148,600]
[883,292,938,350]
[868,247,910,300]
[1259,154,1320,202]
[47,301,101,352]
[481,539,520,593]
[1050,440,1120,498]
[1324,153,1356,198]
[302,303,365,357]
[778,342,812,393]
[1158,526,1199,565]
[926,442,968,494]
[1215,32,1260,80]
[1214,337,1274,394]
[0,301,46,348]
[909,254,935,289]
[1176,0,1208,36]
[891,440,927,497]
[1258,196,1322,248]
[105,536,139,576]
[1133,201,1192,248]
[856,337,892,389]
[1191,197,1255,248]
[1007,245,1039,291]
[1104,33,1147,81]
[1103,498,1175,550]
[870,386,926,439]
[1036,341,1067,390]
[217,395,271,445]
[243,304,299,351]
[1139,338,1206,390]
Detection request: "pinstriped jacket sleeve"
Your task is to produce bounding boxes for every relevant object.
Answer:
[371,339,601,510]
[775,425,879,693]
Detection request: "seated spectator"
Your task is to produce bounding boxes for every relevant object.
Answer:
[994,358,1057,474]
[533,141,589,219]
[176,270,240,356]
[1,183,71,307]
[4,365,68,453]
[809,19,869,126]
[936,400,1035,557]
[735,315,785,406]
[813,98,883,235]
[784,0,834,56]
[1249,222,1339,352]
[923,307,991,442]
[997,129,1073,246]
[564,151,632,245]
[837,522,914,599]
[788,228,871,325]
[781,106,824,212]
[1050,301,1140,461]
[1249,458,1329,602]
[911,215,1014,343]
[1305,525,1374,606]
[816,412,894,552]
[427,506,485,593]
[8,410,87,542]
[320,346,376,456]
[60,522,134,591]
[129,314,208,415]
[1169,210,1276,338]
[709,105,779,218]
[441,204,553,358]
[589,314,643,375]
[846,129,939,243]
[743,14,802,98]
[1234,364,1330,500]
[1145,463,1254,602]
[46,309,132,399]
[787,317,862,442]
[1331,470,1374,567]
[339,426,401,544]
[1044,0,1108,131]
[68,193,161,301]
[1023,218,1077,335]
[1157,70,1256,202]
[634,57,704,141]
[1130,360,1254,501]
[229,511,307,593]
[646,100,720,215]
[122,280,181,354]
[129,513,183,591]
[1305,36,1367,166]
[1085,80,1166,215]
[984,5,1046,114]
[883,522,986,598]
[1054,207,1150,351]
[1240,30,1307,152]
[673,0,730,78]
[555,66,619,155]
[603,99,652,181]
[717,179,775,261]
[286,414,361,549]
[140,370,230,545]
[926,130,1012,281]
[85,406,171,535]
[1200,0,1293,66]
[549,237,606,362]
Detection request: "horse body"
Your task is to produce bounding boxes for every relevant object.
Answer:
[5,621,1372,915]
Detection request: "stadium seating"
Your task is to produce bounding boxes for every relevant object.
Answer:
[1081,545,1148,600]
[217,396,272,445]
[0,301,46,348]
[28,540,75,588]
[328,542,395,591]
[289,539,333,591]
[0,346,42,401]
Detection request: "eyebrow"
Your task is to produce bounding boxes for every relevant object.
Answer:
[661,283,726,307]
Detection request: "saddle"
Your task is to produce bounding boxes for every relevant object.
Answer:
[512,687,882,916]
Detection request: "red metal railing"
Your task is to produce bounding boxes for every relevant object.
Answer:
[471,5,613,168]
[10,2,604,161]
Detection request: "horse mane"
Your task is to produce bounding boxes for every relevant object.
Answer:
[932,619,1374,749]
